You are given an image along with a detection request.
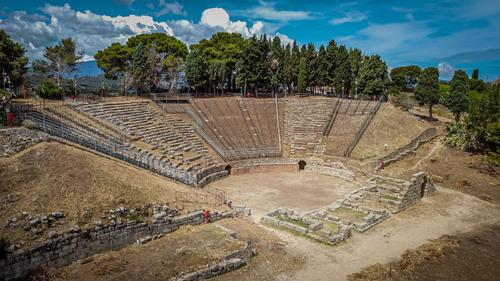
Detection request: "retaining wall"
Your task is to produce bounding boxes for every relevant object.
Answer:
[0,210,234,280]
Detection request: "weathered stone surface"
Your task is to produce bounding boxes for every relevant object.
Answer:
[0,128,49,157]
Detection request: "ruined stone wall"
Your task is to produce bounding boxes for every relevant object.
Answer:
[0,210,233,280]
[0,127,49,157]
[176,241,255,281]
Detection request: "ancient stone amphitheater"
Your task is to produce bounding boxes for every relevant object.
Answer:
[12,95,416,186]
[3,95,444,280]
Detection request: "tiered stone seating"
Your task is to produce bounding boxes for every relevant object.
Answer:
[77,100,215,173]
[284,97,335,158]
[326,100,378,156]
[189,97,280,160]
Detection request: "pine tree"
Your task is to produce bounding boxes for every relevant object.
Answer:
[415,67,440,120]
[184,48,207,94]
[333,45,350,95]
[357,55,389,97]
[290,41,301,92]
[282,44,292,92]
[447,69,470,122]
[325,40,338,91]
[314,45,329,94]
[270,36,284,93]
[298,57,307,93]
[349,48,362,96]
[472,68,479,80]
[305,44,317,92]
[130,43,152,93]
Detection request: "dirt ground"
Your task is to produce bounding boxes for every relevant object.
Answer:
[264,188,499,281]
[0,141,224,245]
[208,172,360,217]
[43,223,245,281]
[348,224,500,281]
[384,137,500,204]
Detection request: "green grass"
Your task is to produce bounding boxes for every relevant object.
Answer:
[321,220,340,234]
[327,207,366,221]
[263,221,334,246]
[382,194,399,201]
[275,214,309,228]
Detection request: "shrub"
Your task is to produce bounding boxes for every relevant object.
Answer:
[38,80,63,100]
[444,119,486,151]
[22,119,37,129]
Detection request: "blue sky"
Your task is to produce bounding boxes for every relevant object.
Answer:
[1,0,499,80]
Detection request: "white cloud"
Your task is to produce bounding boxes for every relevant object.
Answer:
[342,21,434,54]
[330,11,367,25]
[235,1,315,22]
[0,4,294,61]
[438,62,455,79]
[156,0,186,16]
[201,8,230,28]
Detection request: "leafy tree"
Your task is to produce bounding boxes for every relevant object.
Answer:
[333,45,350,95]
[304,44,317,91]
[297,57,307,92]
[163,54,183,93]
[289,41,301,91]
[447,70,470,122]
[184,49,207,94]
[191,32,245,92]
[472,68,479,80]
[313,45,328,93]
[38,79,63,99]
[470,78,486,92]
[130,43,151,93]
[126,33,188,59]
[94,43,131,80]
[325,40,338,90]
[270,36,284,93]
[0,30,28,91]
[33,38,82,88]
[207,59,227,95]
[390,65,421,91]
[415,67,440,120]
[237,35,260,94]
[349,48,362,96]
[357,55,389,97]
[282,43,292,91]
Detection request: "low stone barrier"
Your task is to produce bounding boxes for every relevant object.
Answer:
[262,209,351,245]
[0,210,234,280]
[175,241,255,281]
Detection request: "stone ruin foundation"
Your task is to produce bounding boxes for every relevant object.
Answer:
[262,172,435,245]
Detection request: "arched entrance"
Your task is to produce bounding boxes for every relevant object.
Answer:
[225,165,232,175]
[298,160,307,171]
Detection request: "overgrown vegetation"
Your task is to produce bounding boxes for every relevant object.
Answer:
[444,80,500,165]
[37,79,63,100]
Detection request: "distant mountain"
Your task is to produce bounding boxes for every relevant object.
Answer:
[74,60,103,78]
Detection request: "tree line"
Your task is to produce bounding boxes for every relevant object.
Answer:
[94,32,389,97]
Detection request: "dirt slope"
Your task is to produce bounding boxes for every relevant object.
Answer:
[0,141,220,242]
[351,103,431,160]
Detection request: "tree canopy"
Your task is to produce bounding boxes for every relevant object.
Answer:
[33,38,82,88]
[447,70,470,122]
[390,65,421,91]
[0,30,28,91]
[415,67,440,120]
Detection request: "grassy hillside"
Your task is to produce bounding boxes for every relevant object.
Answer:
[351,103,432,160]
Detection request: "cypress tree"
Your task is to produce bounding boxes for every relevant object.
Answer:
[415,67,440,120]
[447,70,470,122]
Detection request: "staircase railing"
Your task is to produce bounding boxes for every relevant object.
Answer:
[343,96,384,157]
[323,99,342,136]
